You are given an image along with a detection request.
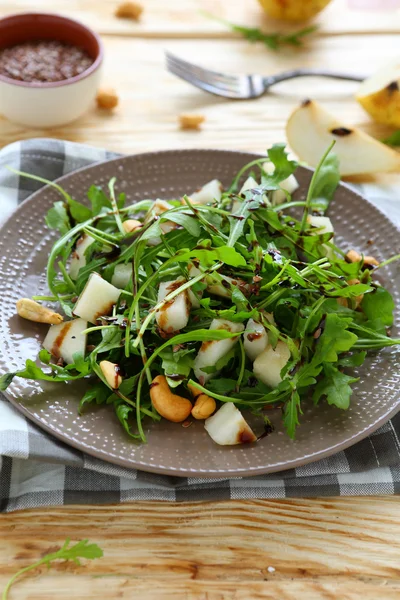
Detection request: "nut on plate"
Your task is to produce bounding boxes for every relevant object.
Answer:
[179,113,205,130]
[16,298,63,325]
[100,360,123,389]
[150,375,192,422]
[188,383,216,420]
[122,219,142,233]
[115,1,143,19]
[346,249,379,267]
[96,87,119,110]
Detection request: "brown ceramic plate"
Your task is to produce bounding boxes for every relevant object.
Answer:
[1,149,400,477]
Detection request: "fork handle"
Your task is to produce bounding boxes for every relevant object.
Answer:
[263,69,365,88]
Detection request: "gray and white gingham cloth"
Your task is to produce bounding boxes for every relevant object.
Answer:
[1,138,400,512]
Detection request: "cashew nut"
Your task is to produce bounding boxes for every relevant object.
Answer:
[363,255,379,267]
[188,383,216,420]
[346,249,362,263]
[179,113,205,130]
[100,360,122,389]
[150,375,192,422]
[345,250,379,268]
[96,87,119,110]
[16,298,63,325]
[123,219,142,234]
[337,278,363,308]
[115,1,143,19]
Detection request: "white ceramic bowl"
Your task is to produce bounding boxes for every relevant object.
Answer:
[0,13,103,128]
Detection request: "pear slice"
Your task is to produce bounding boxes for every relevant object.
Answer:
[73,273,121,324]
[43,318,87,365]
[156,279,190,333]
[193,319,244,384]
[286,100,400,176]
[253,340,291,389]
[356,64,400,127]
[204,402,256,446]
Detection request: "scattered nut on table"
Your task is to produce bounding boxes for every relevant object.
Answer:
[96,87,119,110]
[179,113,205,130]
[115,1,143,20]
[16,298,63,325]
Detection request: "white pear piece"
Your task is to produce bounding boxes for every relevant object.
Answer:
[111,264,132,289]
[204,402,257,446]
[286,99,400,176]
[144,199,177,245]
[232,176,259,212]
[263,162,299,206]
[189,179,223,205]
[243,319,269,362]
[156,279,190,333]
[43,318,87,365]
[73,273,121,324]
[69,234,95,280]
[307,215,334,235]
[356,63,400,127]
[194,319,244,384]
[253,340,291,388]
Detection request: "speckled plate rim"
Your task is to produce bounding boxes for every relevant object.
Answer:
[1,148,400,478]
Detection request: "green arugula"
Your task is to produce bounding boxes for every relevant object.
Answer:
[2,539,103,600]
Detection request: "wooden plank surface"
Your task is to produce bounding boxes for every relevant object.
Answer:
[1,0,400,598]
[1,498,400,599]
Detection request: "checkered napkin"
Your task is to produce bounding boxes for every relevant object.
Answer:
[1,138,400,513]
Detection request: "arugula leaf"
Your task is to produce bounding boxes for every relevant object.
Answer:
[114,400,141,439]
[283,390,302,439]
[265,143,298,184]
[2,538,103,600]
[177,246,246,267]
[338,351,367,368]
[313,363,358,409]
[361,286,394,327]
[314,314,358,363]
[79,382,109,414]
[162,212,201,237]
[87,185,111,215]
[0,359,88,391]
[307,153,340,211]
[45,201,71,234]
[160,347,194,387]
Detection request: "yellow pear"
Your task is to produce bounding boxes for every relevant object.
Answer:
[286,99,400,176]
[258,0,331,22]
[356,63,400,127]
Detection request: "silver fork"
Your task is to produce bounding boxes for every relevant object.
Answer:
[166,52,365,99]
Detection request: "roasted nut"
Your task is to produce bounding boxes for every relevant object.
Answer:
[188,383,216,420]
[150,375,192,422]
[100,360,122,389]
[16,298,63,325]
[363,255,379,267]
[115,1,143,19]
[179,113,205,130]
[122,219,142,233]
[337,278,363,309]
[96,87,119,110]
[346,249,362,263]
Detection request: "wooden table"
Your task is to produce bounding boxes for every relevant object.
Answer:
[1,1,400,598]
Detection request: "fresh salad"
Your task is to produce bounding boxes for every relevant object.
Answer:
[2,143,400,446]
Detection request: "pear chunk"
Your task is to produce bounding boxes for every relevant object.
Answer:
[111,264,132,289]
[253,341,291,388]
[243,319,268,362]
[73,273,121,324]
[156,279,190,333]
[69,234,95,280]
[205,402,257,446]
[189,179,222,205]
[43,318,87,365]
[286,100,400,176]
[356,63,400,127]
[194,319,244,384]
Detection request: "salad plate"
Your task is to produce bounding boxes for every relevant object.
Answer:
[0,148,400,477]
